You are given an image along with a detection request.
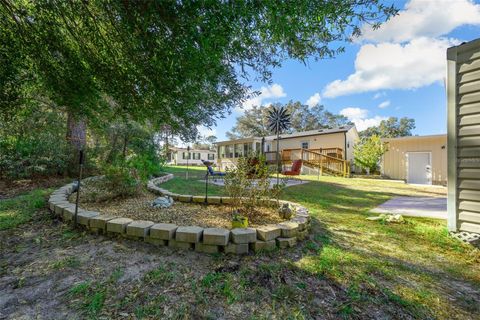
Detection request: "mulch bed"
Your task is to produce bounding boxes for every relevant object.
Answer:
[71,190,285,228]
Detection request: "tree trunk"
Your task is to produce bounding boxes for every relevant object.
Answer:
[65,111,87,175]
[66,112,87,150]
[122,134,128,159]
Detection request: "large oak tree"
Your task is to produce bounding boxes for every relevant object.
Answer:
[1,0,396,146]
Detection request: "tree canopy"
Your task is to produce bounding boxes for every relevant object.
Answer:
[0,1,396,179]
[1,0,396,139]
[360,117,415,138]
[227,102,352,139]
[353,135,387,173]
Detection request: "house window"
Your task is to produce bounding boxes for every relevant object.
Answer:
[192,153,200,160]
[235,144,243,158]
[208,154,215,160]
[225,145,233,158]
[182,152,191,160]
[219,145,225,158]
[301,141,309,149]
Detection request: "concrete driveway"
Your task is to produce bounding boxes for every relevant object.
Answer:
[371,196,447,219]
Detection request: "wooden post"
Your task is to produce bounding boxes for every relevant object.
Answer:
[320,155,323,176]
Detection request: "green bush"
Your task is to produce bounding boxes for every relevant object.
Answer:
[224,154,284,218]
[0,107,71,179]
[104,164,141,196]
[127,153,165,181]
[81,164,142,202]
[353,135,387,174]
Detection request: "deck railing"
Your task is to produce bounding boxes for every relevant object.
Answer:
[273,148,349,177]
[262,148,349,177]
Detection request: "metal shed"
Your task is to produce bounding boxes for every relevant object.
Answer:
[381,135,447,186]
[447,38,480,234]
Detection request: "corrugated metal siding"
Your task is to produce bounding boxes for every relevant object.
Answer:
[454,41,480,233]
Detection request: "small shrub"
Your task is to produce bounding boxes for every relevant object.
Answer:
[353,135,387,174]
[127,153,165,181]
[104,164,141,196]
[81,164,142,202]
[224,154,284,219]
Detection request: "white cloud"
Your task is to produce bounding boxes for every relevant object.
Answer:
[306,92,321,107]
[197,125,216,137]
[340,107,368,120]
[323,0,480,98]
[339,107,387,131]
[323,37,459,98]
[353,116,388,131]
[240,83,286,111]
[378,100,391,109]
[373,92,386,99]
[361,0,480,43]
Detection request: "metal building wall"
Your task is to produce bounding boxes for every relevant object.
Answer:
[447,38,480,233]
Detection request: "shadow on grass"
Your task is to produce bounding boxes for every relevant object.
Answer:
[1,167,468,318]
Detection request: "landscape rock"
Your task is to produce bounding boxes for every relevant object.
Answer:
[256,225,281,241]
[250,240,276,252]
[145,237,168,246]
[151,196,174,208]
[126,220,154,238]
[175,226,203,243]
[76,211,100,226]
[278,221,299,238]
[297,230,308,241]
[231,228,257,244]
[192,196,206,203]
[290,216,308,231]
[177,195,192,202]
[206,196,221,204]
[224,243,249,254]
[89,215,116,231]
[150,223,178,240]
[276,237,297,248]
[278,203,294,219]
[203,228,230,246]
[106,218,133,234]
[366,214,405,223]
[168,239,194,250]
[195,243,219,254]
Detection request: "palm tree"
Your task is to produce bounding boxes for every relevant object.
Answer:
[267,106,291,184]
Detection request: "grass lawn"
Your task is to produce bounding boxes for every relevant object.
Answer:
[0,188,51,230]
[0,166,478,319]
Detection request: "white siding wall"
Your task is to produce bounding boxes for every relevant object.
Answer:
[173,150,216,165]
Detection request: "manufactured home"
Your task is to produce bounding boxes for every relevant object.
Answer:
[215,125,359,176]
[447,38,480,234]
[167,147,216,166]
[381,135,447,185]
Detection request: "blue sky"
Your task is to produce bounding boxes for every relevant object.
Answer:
[199,0,480,142]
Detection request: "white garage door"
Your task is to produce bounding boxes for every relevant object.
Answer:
[407,152,432,185]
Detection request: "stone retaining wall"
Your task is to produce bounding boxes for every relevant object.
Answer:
[48,174,311,255]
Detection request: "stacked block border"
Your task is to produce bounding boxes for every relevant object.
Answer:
[48,174,311,255]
